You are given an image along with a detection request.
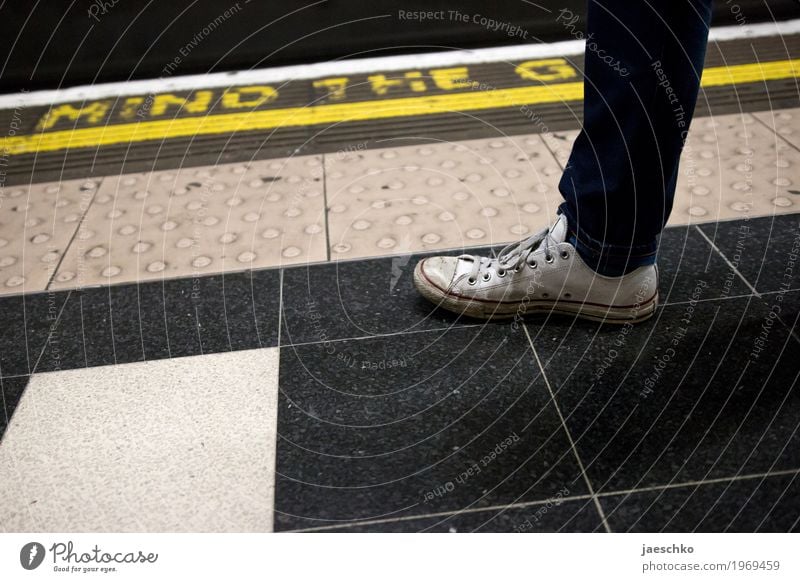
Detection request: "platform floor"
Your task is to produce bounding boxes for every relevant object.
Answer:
[0,27,799,533]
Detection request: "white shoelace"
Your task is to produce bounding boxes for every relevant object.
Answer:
[460,224,559,284]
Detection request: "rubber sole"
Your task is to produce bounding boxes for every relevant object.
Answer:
[413,261,658,324]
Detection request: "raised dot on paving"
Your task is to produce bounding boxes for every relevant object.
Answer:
[772,197,792,207]
[86,246,108,259]
[436,212,453,222]
[281,246,301,258]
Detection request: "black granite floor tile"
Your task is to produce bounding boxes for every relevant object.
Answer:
[602,472,800,532]
[280,246,496,345]
[281,222,753,347]
[656,225,751,304]
[0,375,29,439]
[273,324,589,531]
[530,295,800,493]
[761,289,799,343]
[698,213,800,294]
[0,290,69,377]
[309,497,603,532]
[35,269,280,373]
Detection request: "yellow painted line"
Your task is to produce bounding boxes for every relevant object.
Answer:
[2,58,798,156]
[699,58,800,87]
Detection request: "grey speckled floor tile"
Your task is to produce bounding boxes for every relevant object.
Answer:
[296,497,603,532]
[273,324,589,531]
[529,296,800,493]
[602,472,800,532]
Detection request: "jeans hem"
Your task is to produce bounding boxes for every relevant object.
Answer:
[558,203,658,275]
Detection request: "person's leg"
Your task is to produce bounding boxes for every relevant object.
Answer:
[414,0,713,323]
[559,0,713,276]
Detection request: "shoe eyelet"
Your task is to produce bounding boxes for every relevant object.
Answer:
[527,260,537,269]
[545,254,554,264]
[496,268,507,278]
[482,272,492,282]
[561,250,570,260]
[542,292,549,298]
[467,276,477,285]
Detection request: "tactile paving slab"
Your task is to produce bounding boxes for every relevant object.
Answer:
[752,107,800,150]
[51,156,327,289]
[540,111,800,225]
[0,177,101,295]
[7,108,800,293]
[673,113,800,223]
[324,135,565,260]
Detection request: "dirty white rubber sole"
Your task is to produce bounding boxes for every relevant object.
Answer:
[413,261,658,324]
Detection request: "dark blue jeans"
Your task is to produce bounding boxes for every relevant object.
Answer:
[558,0,713,276]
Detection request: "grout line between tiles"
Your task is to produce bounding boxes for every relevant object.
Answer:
[537,132,568,171]
[598,467,800,500]
[283,467,800,533]
[321,153,331,263]
[281,322,485,350]
[693,224,762,297]
[522,324,612,533]
[44,177,105,291]
[29,288,74,376]
[750,110,800,154]
[0,373,33,380]
[280,494,596,533]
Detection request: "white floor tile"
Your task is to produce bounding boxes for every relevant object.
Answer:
[0,348,280,532]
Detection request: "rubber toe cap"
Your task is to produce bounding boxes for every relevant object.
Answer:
[418,256,459,290]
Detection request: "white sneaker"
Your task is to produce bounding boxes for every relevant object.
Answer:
[413,214,658,323]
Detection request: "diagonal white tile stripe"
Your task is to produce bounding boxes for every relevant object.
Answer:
[0,348,280,532]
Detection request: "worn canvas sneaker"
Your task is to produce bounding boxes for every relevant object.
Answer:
[413,214,658,323]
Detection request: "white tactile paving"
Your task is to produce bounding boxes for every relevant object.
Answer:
[539,129,575,169]
[673,113,800,223]
[4,109,798,291]
[324,135,565,260]
[541,111,800,225]
[752,108,800,149]
[51,156,327,289]
[0,178,100,295]
[0,348,280,532]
